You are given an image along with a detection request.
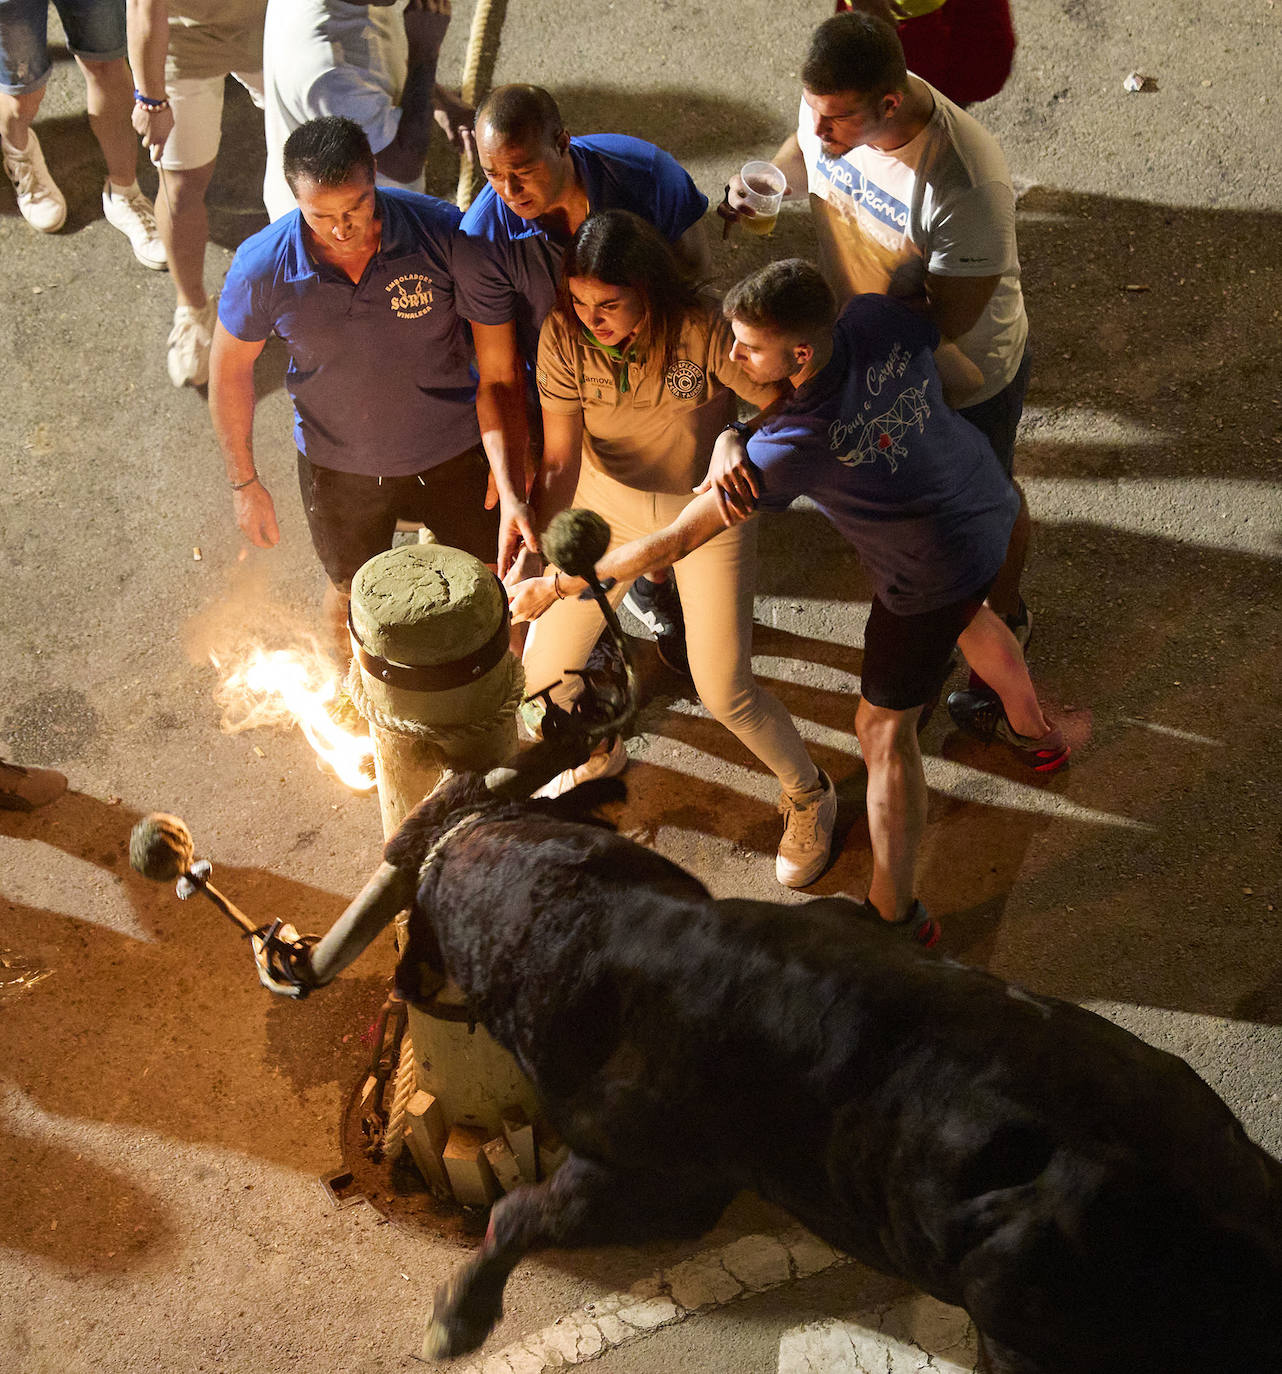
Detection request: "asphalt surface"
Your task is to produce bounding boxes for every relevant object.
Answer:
[1,2,1279,1372]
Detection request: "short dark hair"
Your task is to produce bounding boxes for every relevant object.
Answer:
[556,210,703,375]
[802,11,907,99]
[475,84,563,149]
[283,116,376,195]
[723,260,837,340]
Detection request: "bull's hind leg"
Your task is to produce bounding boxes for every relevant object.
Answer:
[976,1330,1048,1374]
[424,1152,734,1359]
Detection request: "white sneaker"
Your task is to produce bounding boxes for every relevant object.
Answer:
[776,769,837,888]
[2,129,67,233]
[102,180,167,270]
[167,293,219,387]
[533,735,628,799]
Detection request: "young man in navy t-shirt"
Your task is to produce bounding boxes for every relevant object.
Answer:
[508,259,1067,941]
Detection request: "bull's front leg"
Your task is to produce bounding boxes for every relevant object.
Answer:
[424,1152,733,1359]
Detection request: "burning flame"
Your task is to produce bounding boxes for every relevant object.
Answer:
[213,645,375,791]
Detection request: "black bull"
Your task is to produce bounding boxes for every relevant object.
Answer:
[388,775,1282,1373]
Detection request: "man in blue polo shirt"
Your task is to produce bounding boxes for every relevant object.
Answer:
[454,83,709,592]
[209,115,495,655]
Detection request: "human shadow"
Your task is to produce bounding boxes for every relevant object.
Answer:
[627,488,1279,1027]
[0,788,392,1271]
[552,85,783,163]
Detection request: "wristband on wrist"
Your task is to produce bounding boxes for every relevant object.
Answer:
[230,472,260,491]
[133,89,169,109]
[722,420,750,438]
[552,572,565,600]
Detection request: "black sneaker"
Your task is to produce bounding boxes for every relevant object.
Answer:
[623,574,691,678]
[947,690,1070,773]
[624,573,681,636]
[858,897,940,948]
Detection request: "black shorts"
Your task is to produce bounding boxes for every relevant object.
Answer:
[957,341,1031,477]
[297,446,500,591]
[860,585,990,711]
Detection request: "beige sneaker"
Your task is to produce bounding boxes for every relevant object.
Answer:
[2,129,67,233]
[167,293,219,387]
[776,769,837,888]
[102,180,167,269]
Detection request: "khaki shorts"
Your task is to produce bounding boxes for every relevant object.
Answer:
[158,71,265,172]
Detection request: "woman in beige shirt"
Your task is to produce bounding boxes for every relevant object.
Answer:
[511,209,835,888]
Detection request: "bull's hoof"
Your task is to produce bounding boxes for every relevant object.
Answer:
[421,1318,461,1361]
[422,1278,502,1360]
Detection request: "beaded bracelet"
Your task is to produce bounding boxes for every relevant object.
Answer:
[133,89,170,110]
[230,472,260,491]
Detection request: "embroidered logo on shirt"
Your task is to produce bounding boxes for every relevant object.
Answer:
[829,382,930,474]
[665,359,705,399]
[386,274,434,319]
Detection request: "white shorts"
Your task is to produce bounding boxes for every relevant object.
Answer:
[158,71,265,172]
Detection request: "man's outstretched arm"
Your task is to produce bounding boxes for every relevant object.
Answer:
[508,483,751,624]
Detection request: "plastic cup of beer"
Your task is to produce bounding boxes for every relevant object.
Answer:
[738,161,787,236]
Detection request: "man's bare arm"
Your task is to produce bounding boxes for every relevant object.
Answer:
[508,490,738,623]
[924,271,1001,342]
[472,319,536,571]
[125,0,174,154]
[208,324,279,549]
[373,0,451,183]
[672,217,712,278]
[933,340,984,407]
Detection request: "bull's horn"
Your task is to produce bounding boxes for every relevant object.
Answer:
[306,861,417,987]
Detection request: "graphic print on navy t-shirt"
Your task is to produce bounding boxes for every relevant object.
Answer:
[829,338,929,474]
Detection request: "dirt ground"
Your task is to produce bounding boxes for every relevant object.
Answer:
[1,1,1279,1372]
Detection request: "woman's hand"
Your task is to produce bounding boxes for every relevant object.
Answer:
[506,573,560,624]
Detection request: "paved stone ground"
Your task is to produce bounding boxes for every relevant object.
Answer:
[1,2,1278,1372]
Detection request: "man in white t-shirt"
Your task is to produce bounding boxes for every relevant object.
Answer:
[725,9,1032,663]
[261,0,472,222]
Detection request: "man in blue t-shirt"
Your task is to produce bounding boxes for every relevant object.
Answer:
[508,259,1067,939]
[453,83,710,579]
[209,116,495,655]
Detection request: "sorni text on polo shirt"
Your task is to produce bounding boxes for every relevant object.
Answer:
[386,274,434,319]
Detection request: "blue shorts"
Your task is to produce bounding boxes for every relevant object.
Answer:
[0,0,127,95]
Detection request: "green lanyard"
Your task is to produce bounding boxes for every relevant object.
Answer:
[584,330,642,394]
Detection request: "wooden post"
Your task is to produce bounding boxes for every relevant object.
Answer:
[346,543,541,1200]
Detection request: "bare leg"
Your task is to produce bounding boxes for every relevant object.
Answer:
[985,485,1030,622]
[322,582,351,665]
[957,607,1049,739]
[76,56,137,186]
[156,160,216,308]
[855,699,926,922]
[425,1152,733,1359]
[0,87,44,150]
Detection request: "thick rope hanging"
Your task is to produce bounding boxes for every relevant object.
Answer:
[454,0,509,209]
